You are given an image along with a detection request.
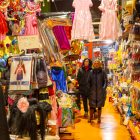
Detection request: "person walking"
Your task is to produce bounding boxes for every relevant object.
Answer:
[77,58,92,117]
[88,59,108,123]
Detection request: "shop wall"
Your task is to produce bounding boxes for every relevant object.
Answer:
[41,1,51,13]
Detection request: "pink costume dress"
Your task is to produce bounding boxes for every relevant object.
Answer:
[24,13,38,35]
[99,0,122,40]
[72,0,95,40]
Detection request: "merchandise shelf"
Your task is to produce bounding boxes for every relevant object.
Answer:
[128,121,140,140]
[117,105,140,140]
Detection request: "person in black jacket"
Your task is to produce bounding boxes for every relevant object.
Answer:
[1,56,22,107]
[88,59,108,123]
[77,58,92,117]
[1,56,12,106]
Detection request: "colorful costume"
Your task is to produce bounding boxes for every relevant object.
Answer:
[24,13,38,35]
[72,0,95,40]
[14,64,26,80]
[0,10,8,41]
[99,0,122,40]
[49,69,67,93]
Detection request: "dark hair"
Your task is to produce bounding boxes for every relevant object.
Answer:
[6,56,12,67]
[82,58,92,67]
[15,98,45,140]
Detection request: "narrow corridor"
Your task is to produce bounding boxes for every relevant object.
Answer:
[67,97,132,140]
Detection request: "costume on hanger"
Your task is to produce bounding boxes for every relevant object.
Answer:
[99,0,122,40]
[24,13,38,35]
[72,0,95,40]
[53,26,71,50]
[0,10,8,41]
[49,69,67,93]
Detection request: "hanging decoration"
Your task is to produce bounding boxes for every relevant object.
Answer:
[70,40,81,55]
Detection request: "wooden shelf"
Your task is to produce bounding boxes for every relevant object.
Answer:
[128,121,140,140]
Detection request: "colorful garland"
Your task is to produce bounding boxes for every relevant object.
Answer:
[25,2,41,13]
[10,0,20,9]
[0,1,10,9]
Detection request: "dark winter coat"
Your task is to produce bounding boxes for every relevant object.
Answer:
[88,67,108,108]
[77,61,92,96]
[1,66,10,94]
[0,85,10,140]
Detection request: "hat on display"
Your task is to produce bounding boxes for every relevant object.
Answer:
[63,51,80,62]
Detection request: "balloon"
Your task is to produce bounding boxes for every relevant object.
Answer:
[0,58,6,68]
[0,67,4,72]
[70,40,81,54]
[3,54,9,62]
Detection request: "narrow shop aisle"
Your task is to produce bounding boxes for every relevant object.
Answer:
[67,97,132,140]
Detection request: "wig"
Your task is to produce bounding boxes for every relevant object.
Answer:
[8,101,19,129]
[8,98,53,140]
[38,101,52,119]
[15,98,45,140]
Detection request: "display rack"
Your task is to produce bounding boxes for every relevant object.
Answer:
[116,103,140,140]
[128,121,140,140]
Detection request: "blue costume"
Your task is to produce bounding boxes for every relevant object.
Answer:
[49,69,67,93]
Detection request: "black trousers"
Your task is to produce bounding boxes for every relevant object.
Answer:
[76,91,81,110]
[82,95,97,112]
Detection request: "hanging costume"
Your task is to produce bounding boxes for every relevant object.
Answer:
[49,69,67,93]
[99,0,122,40]
[72,0,95,40]
[0,10,8,41]
[15,64,26,80]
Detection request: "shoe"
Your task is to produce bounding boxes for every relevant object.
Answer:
[88,119,91,123]
[84,112,88,117]
[94,112,98,118]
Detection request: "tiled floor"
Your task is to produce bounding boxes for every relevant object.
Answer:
[65,97,132,140]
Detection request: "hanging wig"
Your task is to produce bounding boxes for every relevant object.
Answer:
[15,98,45,140]
[38,101,52,119]
[8,101,19,129]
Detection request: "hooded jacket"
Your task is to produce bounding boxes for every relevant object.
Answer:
[88,67,108,108]
[77,58,92,96]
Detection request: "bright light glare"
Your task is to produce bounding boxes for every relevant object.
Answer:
[105,40,113,43]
